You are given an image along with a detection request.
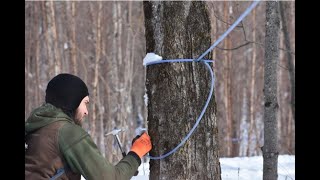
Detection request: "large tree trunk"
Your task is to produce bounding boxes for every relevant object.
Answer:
[144,1,221,179]
[263,1,280,180]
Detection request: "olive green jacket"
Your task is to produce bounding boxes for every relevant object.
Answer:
[25,103,140,180]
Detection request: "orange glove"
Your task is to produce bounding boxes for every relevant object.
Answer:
[130,132,152,158]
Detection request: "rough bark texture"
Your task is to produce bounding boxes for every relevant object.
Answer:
[144,1,221,179]
[263,1,280,180]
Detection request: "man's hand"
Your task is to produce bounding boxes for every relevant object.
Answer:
[130,132,152,158]
[131,134,141,145]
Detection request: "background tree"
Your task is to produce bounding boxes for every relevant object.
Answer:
[206,1,295,157]
[278,1,295,155]
[144,1,221,179]
[263,1,280,179]
[206,1,268,157]
[25,1,147,162]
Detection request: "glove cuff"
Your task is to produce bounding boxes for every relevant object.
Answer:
[128,151,141,165]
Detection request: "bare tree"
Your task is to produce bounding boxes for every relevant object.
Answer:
[91,0,102,144]
[25,1,147,162]
[66,1,78,75]
[47,1,61,75]
[144,1,221,179]
[223,1,234,157]
[279,1,295,122]
[263,1,280,179]
[206,1,267,157]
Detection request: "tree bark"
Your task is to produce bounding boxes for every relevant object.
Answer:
[69,1,78,75]
[247,8,256,157]
[263,1,280,180]
[48,1,61,75]
[43,1,54,78]
[223,1,233,157]
[144,1,221,179]
[91,0,102,146]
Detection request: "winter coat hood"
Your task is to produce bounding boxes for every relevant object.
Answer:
[25,103,74,133]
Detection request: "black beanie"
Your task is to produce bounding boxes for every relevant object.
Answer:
[45,73,89,117]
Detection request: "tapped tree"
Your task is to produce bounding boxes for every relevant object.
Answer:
[263,1,280,180]
[143,1,221,179]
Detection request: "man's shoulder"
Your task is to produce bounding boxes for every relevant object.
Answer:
[58,123,89,151]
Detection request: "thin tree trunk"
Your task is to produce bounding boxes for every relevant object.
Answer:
[247,8,256,156]
[144,1,221,179]
[35,27,41,106]
[97,4,104,154]
[33,3,41,106]
[91,1,102,141]
[279,2,295,122]
[100,4,112,160]
[44,1,54,78]
[48,1,61,75]
[223,1,232,157]
[263,1,280,179]
[25,2,33,117]
[110,1,120,162]
[70,1,78,75]
[116,2,127,148]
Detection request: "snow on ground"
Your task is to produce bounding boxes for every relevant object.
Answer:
[81,155,295,180]
[131,155,295,180]
[218,155,295,180]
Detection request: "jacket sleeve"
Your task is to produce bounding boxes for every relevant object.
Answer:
[58,123,141,180]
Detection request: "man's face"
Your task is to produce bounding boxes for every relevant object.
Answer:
[74,96,89,126]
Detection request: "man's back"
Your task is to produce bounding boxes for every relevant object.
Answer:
[25,104,81,180]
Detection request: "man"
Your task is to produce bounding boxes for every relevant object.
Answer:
[25,73,152,180]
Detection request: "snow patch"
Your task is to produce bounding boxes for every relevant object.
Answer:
[143,52,162,66]
[144,93,148,107]
[64,42,68,50]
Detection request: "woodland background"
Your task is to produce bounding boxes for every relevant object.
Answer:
[25,1,295,162]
